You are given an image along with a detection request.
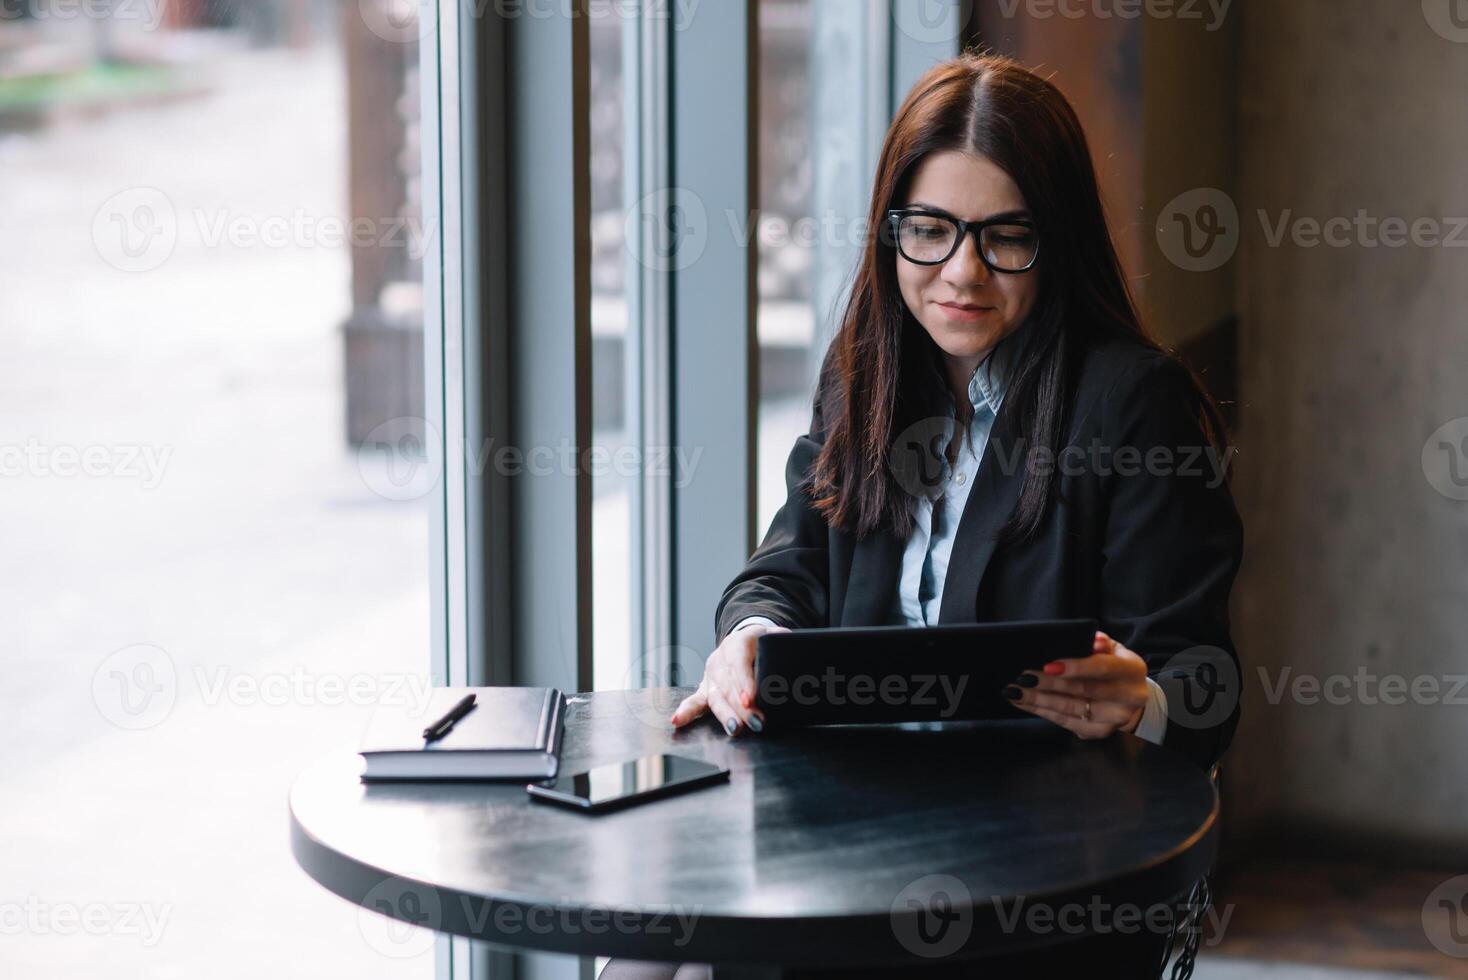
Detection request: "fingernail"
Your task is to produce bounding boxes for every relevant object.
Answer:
[1014,674,1038,688]
[1043,662,1066,676]
[746,714,764,733]
[1002,686,1022,701]
[725,718,738,735]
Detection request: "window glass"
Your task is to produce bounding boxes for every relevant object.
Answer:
[2,2,433,975]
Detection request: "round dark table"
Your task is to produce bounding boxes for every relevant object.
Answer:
[290,688,1217,975]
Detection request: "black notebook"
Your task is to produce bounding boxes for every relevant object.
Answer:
[359,687,565,781]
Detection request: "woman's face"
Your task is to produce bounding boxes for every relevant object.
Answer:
[894,150,1040,376]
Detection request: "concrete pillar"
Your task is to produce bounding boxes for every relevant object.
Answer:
[1226,0,1468,855]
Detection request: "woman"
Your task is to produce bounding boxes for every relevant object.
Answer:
[659,52,1243,977]
[672,53,1241,772]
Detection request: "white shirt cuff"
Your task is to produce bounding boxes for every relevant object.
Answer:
[731,615,781,635]
[1132,677,1169,745]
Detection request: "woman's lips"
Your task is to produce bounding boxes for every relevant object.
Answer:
[936,301,995,322]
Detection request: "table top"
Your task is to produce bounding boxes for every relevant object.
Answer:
[290,688,1218,968]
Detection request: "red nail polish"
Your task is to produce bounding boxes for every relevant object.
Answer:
[1044,662,1065,676]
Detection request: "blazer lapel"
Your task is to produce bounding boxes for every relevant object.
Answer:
[936,401,1028,624]
[839,527,904,626]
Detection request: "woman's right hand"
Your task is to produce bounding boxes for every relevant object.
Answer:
[669,622,790,735]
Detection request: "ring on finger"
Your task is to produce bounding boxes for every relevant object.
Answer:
[1083,698,1092,722]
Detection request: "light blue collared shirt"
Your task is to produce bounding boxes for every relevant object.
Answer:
[889,331,1020,628]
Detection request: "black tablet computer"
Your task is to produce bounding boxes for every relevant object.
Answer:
[753,618,1098,728]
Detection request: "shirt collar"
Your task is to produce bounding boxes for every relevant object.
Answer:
[967,319,1031,416]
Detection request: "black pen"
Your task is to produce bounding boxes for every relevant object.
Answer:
[422,693,477,742]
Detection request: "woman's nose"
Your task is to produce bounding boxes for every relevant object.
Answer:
[941,230,991,287]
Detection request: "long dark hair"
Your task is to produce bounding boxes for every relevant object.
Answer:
[808,52,1226,545]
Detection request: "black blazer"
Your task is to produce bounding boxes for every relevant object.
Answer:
[715,336,1244,771]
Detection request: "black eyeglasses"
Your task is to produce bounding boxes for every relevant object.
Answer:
[885,209,1041,273]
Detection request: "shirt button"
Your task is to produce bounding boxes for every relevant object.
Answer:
[955,472,966,486]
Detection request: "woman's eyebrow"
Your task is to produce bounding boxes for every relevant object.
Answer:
[905,202,1033,222]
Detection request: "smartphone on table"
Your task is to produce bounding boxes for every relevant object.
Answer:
[526,753,729,814]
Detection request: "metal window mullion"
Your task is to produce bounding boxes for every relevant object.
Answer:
[670,0,759,658]
[508,0,594,695]
[630,3,675,686]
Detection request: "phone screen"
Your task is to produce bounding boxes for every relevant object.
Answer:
[528,754,728,812]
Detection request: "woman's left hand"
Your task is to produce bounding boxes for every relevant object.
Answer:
[1004,630,1148,739]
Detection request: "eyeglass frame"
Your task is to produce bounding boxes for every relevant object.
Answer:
[884,208,1041,274]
